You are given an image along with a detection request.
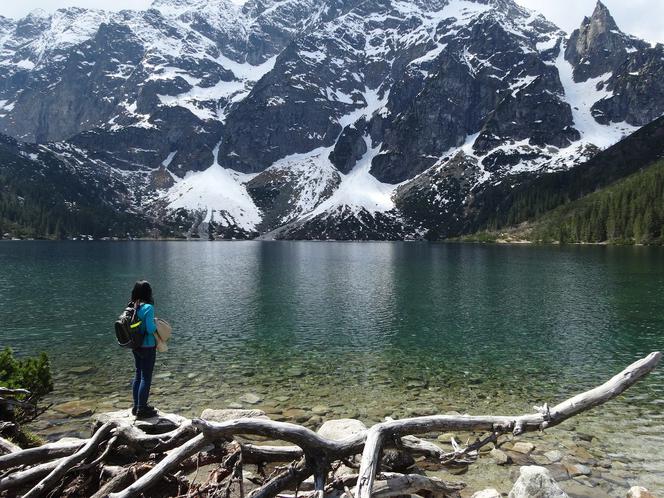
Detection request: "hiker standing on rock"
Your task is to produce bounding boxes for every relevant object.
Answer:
[130,280,159,419]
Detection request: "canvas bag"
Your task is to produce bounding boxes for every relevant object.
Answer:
[155,318,172,352]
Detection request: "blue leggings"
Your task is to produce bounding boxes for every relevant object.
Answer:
[132,348,156,409]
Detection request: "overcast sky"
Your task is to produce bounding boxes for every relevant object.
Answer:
[0,0,662,44]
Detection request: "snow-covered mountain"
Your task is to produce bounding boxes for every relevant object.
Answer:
[1,0,663,239]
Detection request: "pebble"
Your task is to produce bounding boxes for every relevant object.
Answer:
[311,405,330,415]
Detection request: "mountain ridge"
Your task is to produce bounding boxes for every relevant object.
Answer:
[0,0,663,240]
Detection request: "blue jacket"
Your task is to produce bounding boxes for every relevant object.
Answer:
[136,303,157,348]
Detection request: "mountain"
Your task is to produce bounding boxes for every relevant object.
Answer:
[0,0,662,240]
[454,114,664,242]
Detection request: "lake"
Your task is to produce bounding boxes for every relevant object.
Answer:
[1,241,663,493]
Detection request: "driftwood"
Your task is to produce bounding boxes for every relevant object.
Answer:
[0,351,659,498]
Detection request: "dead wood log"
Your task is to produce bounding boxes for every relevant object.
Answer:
[23,422,115,498]
[0,458,60,493]
[109,433,208,498]
[371,473,464,498]
[0,436,20,455]
[354,351,662,498]
[0,439,85,471]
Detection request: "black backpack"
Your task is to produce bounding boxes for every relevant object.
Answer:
[114,302,145,349]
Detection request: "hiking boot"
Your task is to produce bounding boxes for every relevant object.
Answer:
[131,406,137,416]
[136,405,158,419]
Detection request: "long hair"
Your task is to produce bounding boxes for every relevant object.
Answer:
[131,280,154,304]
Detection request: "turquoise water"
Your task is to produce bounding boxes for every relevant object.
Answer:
[1,241,663,491]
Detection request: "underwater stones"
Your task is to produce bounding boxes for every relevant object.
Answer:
[563,462,592,477]
[53,400,96,418]
[239,393,262,405]
[544,450,564,463]
[311,405,330,416]
[490,448,511,466]
[274,395,290,403]
[282,409,310,423]
[508,466,569,498]
[68,366,96,375]
[317,419,366,441]
[437,432,457,444]
[512,442,535,454]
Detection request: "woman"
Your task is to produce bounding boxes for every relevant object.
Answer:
[130,280,158,419]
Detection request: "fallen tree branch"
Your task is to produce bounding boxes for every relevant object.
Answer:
[109,433,208,498]
[354,351,662,498]
[23,422,115,498]
[0,436,21,455]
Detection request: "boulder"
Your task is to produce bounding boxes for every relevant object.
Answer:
[472,490,501,498]
[317,419,367,441]
[200,409,268,423]
[508,466,569,498]
[627,487,656,498]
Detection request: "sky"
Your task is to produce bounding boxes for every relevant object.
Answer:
[0,0,662,44]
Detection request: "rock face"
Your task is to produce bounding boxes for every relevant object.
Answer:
[508,466,569,498]
[1,0,663,240]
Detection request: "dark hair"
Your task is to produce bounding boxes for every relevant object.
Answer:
[131,280,154,304]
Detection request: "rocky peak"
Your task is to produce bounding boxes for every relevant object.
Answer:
[564,0,641,82]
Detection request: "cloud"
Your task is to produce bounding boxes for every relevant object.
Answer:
[515,0,664,44]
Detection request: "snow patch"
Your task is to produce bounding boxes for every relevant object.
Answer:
[163,144,261,229]
[554,42,638,148]
[307,137,396,218]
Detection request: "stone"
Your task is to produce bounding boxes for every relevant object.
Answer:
[68,366,96,375]
[472,490,501,498]
[227,403,243,409]
[508,466,569,498]
[490,448,511,466]
[317,419,367,441]
[627,486,656,498]
[544,450,563,463]
[564,462,591,477]
[311,405,330,415]
[53,400,96,418]
[274,395,290,403]
[239,393,262,405]
[282,409,310,423]
[511,442,535,454]
[201,409,268,423]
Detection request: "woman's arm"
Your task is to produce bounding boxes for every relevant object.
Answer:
[143,304,157,334]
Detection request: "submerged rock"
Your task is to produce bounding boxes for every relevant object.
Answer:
[239,393,262,405]
[508,466,568,498]
[512,442,535,454]
[53,400,96,418]
[490,448,512,466]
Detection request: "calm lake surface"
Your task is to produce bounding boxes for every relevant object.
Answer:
[1,241,663,492]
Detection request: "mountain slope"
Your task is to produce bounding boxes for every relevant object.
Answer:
[0,0,663,240]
